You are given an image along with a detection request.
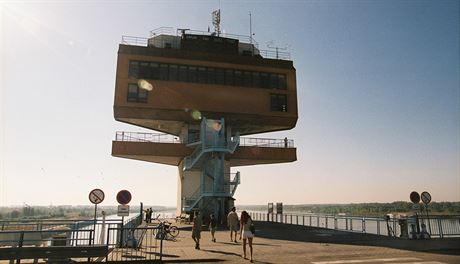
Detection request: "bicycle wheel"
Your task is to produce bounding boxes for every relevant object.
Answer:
[169,226,179,237]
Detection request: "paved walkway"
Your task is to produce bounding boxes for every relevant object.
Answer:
[159,221,460,263]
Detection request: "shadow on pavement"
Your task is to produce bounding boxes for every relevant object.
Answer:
[253,221,460,256]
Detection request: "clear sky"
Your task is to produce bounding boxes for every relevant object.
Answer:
[1,0,459,206]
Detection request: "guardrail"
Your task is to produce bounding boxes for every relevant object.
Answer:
[239,137,294,148]
[121,28,292,60]
[115,131,181,143]
[249,212,460,238]
[115,131,294,148]
[121,35,148,46]
[106,225,164,262]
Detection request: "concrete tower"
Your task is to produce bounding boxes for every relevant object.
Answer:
[112,27,297,222]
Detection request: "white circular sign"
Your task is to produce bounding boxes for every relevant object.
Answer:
[421,191,431,205]
[89,189,105,204]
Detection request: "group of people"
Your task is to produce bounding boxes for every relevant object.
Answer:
[191,207,254,262]
[143,208,153,223]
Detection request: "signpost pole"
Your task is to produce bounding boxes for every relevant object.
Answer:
[119,216,125,248]
[426,204,431,234]
[88,189,105,246]
[93,204,97,245]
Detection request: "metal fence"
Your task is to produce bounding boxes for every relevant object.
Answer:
[249,212,460,238]
[106,226,163,262]
[0,214,164,262]
[115,131,295,148]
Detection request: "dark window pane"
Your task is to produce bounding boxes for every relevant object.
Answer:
[127,84,138,102]
[129,61,139,78]
[207,68,215,84]
[269,73,279,89]
[225,69,234,86]
[169,64,178,81]
[139,62,150,78]
[252,72,260,88]
[159,64,169,80]
[215,68,224,85]
[198,67,207,83]
[270,94,287,112]
[188,66,197,82]
[279,74,287,90]
[260,72,269,88]
[150,62,159,79]
[234,70,243,86]
[178,65,188,82]
[138,88,148,102]
[243,71,252,87]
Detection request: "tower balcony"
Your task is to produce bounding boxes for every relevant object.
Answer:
[111,131,296,166]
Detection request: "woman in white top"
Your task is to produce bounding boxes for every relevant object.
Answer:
[239,211,254,262]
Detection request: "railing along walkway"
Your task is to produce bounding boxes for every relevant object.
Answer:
[249,212,460,239]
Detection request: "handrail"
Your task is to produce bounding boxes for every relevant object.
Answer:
[121,35,148,46]
[248,211,460,238]
[239,137,294,148]
[120,27,292,60]
[115,131,181,143]
[114,131,294,148]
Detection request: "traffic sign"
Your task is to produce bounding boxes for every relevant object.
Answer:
[117,205,130,216]
[89,189,105,204]
[412,203,421,211]
[116,190,132,205]
[410,191,420,204]
[421,191,432,204]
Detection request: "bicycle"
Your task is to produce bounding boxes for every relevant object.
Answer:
[155,220,180,240]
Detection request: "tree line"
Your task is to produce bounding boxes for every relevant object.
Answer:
[239,201,460,216]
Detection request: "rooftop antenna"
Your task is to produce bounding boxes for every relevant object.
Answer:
[249,11,255,54]
[212,9,221,36]
[267,41,289,60]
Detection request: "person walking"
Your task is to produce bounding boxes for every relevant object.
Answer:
[239,211,254,262]
[227,207,239,243]
[209,213,217,242]
[192,211,202,249]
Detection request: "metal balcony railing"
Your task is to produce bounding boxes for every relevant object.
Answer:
[115,132,294,148]
[239,137,294,148]
[115,131,181,143]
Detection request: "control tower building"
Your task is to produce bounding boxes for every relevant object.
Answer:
[112,27,298,221]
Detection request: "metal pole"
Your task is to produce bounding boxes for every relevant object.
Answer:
[93,204,97,244]
[426,204,432,235]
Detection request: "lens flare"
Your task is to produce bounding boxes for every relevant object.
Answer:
[138,79,153,91]
[191,110,202,120]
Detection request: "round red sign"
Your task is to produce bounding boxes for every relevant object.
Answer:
[116,190,132,205]
[89,189,105,205]
[410,191,420,204]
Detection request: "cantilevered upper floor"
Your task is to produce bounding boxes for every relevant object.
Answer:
[114,28,298,136]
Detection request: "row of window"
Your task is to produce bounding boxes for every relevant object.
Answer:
[129,60,287,90]
[127,84,288,112]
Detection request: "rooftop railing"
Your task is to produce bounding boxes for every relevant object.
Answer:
[121,35,148,46]
[121,27,291,60]
[114,131,294,148]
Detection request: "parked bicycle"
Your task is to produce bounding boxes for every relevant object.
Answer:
[155,219,179,240]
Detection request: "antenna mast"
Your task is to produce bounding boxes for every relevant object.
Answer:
[212,9,221,36]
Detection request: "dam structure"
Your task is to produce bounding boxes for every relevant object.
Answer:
[111,26,298,221]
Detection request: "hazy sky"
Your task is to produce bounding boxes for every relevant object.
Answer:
[1,0,459,206]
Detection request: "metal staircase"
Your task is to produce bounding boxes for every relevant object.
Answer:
[182,117,240,215]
